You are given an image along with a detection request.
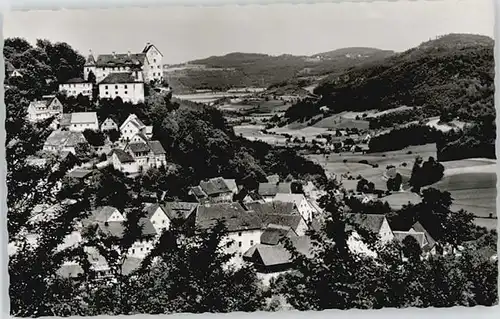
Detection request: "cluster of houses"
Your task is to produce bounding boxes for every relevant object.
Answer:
[28,93,166,176]
[15,168,452,284]
[57,42,164,104]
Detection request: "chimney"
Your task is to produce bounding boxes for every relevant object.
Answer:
[112,51,116,57]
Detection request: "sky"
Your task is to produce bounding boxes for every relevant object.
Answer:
[2,0,494,64]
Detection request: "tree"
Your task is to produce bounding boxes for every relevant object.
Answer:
[83,129,106,147]
[88,70,96,84]
[386,173,403,191]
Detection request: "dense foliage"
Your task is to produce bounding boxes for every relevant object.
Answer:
[271,186,497,309]
[368,125,439,153]
[408,156,445,192]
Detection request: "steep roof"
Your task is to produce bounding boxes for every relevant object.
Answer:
[143,203,166,219]
[64,77,88,84]
[120,114,146,131]
[261,214,303,231]
[393,231,427,247]
[111,149,135,163]
[66,168,92,179]
[92,206,120,222]
[138,217,160,237]
[273,193,306,206]
[122,257,142,276]
[142,43,163,56]
[195,177,236,197]
[148,140,166,155]
[245,201,296,217]
[260,226,293,245]
[44,130,88,147]
[411,221,436,249]
[57,263,84,278]
[97,221,125,238]
[71,112,98,124]
[99,72,139,84]
[258,182,292,197]
[195,202,262,232]
[346,213,386,234]
[95,53,146,67]
[60,114,72,127]
[244,236,313,266]
[128,142,150,153]
[162,202,198,220]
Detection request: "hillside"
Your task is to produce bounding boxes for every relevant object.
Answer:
[312,34,494,121]
[164,48,394,93]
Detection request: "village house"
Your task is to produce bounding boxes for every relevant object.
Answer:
[266,174,280,184]
[273,193,317,223]
[6,61,22,78]
[243,235,313,284]
[189,177,239,203]
[59,78,93,99]
[110,149,139,175]
[142,203,171,234]
[162,202,199,221]
[123,140,167,171]
[43,130,89,154]
[258,182,292,202]
[66,112,99,132]
[190,202,263,264]
[245,201,309,236]
[346,213,394,258]
[119,114,152,142]
[393,221,437,257]
[98,72,145,104]
[89,206,125,223]
[100,117,119,131]
[84,43,163,84]
[27,96,63,122]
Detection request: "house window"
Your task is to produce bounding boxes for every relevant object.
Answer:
[140,248,143,251]
[152,220,156,224]
[105,85,108,89]
[115,91,118,95]
[124,85,128,89]
[162,220,165,224]
[153,59,156,63]
[226,242,231,248]
[250,240,254,246]
[238,252,242,257]
[125,91,128,94]
[238,241,242,247]
[115,85,118,89]
[132,249,135,254]
[238,232,242,237]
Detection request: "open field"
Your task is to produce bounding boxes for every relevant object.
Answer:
[430,171,496,218]
[233,125,287,144]
[382,192,422,210]
[313,114,370,130]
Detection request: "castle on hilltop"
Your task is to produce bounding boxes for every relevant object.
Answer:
[59,43,163,104]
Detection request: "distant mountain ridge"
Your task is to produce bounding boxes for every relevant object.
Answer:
[164,48,395,92]
[284,33,494,123]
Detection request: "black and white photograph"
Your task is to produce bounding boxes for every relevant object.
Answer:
[2,0,498,317]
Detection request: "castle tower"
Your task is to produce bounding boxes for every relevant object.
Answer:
[84,49,97,82]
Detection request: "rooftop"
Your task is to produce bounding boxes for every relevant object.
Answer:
[95,53,146,67]
[195,202,262,232]
[99,72,140,84]
[258,182,292,197]
[111,149,135,163]
[71,112,98,124]
[44,130,88,148]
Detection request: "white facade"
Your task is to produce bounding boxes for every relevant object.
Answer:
[128,238,156,259]
[348,218,394,258]
[59,82,93,99]
[273,194,316,222]
[147,205,171,234]
[111,153,139,174]
[100,118,118,131]
[27,97,63,122]
[143,44,163,83]
[222,229,263,265]
[69,113,99,132]
[98,82,144,104]
[120,122,143,142]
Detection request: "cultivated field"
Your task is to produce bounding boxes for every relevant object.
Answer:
[309,143,497,229]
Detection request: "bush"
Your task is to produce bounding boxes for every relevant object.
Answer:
[359,160,369,165]
[343,159,348,163]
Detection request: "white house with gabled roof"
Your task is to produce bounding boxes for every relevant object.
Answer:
[59,78,93,99]
[120,114,148,142]
[100,117,118,131]
[68,112,99,132]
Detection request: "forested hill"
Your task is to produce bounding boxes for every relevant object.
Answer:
[164,48,394,92]
[312,33,494,121]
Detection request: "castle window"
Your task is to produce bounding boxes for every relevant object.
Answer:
[105,85,108,89]
[115,85,118,89]
[124,85,128,89]
[125,91,128,95]
[105,91,109,95]
[115,91,118,95]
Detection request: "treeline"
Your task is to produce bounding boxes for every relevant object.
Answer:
[368,124,439,153]
[436,114,496,161]
[368,106,441,129]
